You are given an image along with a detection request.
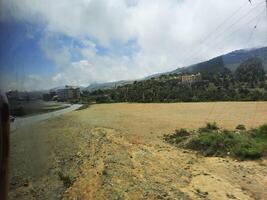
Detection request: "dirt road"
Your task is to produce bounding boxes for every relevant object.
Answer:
[9,102,267,200]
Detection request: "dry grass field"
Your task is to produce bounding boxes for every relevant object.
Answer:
[74,102,267,138]
[9,102,267,200]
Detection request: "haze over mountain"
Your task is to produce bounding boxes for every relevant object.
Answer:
[85,46,267,91]
[171,46,267,74]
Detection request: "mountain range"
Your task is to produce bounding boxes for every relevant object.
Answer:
[85,46,267,91]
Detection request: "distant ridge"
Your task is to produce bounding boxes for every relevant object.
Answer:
[85,80,136,92]
[170,46,267,74]
[83,46,267,91]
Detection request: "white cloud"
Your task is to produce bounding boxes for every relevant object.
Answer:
[1,0,267,90]
[80,41,97,58]
[39,33,72,67]
[51,55,146,87]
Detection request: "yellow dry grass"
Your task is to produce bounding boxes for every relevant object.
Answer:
[72,102,267,137]
[63,102,267,200]
[10,102,267,200]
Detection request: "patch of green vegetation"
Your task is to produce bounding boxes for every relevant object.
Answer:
[235,124,246,131]
[198,122,219,132]
[164,123,267,160]
[257,124,267,136]
[84,58,267,103]
[164,129,190,144]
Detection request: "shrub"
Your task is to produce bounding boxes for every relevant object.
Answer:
[234,143,263,160]
[163,128,190,144]
[165,123,267,160]
[251,124,267,139]
[174,129,190,137]
[199,122,219,133]
[236,124,246,131]
[185,131,266,159]
[258,124,267,134]
[206,122,219,130]
[232,134,266,159]
[186,131,237,156]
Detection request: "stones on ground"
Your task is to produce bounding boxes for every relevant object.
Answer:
[226,193,237,199]
[194,188,209,198]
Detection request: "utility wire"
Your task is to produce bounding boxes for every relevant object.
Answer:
[181,7,265,63]
[246,9,265,48]
[177,1,250,65]
[179,0,266,66]
[265,0,267,46]
[195,2,264,57]
[192,8,266,62]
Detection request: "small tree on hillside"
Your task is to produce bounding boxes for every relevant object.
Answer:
[235,58,265,85]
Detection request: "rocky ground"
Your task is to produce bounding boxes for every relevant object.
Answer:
[9,103,267,200]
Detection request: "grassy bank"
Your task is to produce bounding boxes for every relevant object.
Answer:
[10,100,70,116]
[164,123,267,160]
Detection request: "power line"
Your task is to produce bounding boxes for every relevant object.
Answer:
[179,0,266,66]
[211,8,266,49]
[177,1,250,65]
[262,0,267,47]
[185,7,266,64]
[246,8,265,47]
[187,6,265,65]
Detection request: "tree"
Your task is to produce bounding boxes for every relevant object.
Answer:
[235,58,265,85]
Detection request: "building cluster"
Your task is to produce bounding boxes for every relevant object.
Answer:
[181,73,202,83]
[43,85,80,102]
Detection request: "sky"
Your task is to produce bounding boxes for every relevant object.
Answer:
[0,0,267,91]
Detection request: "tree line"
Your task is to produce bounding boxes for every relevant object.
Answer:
[84,58,267,103]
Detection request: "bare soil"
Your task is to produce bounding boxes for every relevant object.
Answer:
[9,102,267,200]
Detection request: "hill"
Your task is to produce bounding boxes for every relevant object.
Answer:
[85,56,267,103]
[85,80,135,92]
[170,47,267,75]
[83,46,267,92]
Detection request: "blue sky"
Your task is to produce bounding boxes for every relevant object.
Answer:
[0,21,54,76]
[0,0,266,91]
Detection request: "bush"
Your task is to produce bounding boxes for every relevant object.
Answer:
[199,122,219,133]
[186,131,237,156]
[236,124,246,131]
[206,122,219,130]
[185,131,266,159]
[163,128,190,144]
[234,143,263,160]
[251,124,267,139]
[165,123,267,160]
[174,129,190,137]
[258,124,267,134]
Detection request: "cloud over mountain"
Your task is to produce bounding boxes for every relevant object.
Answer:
[1,0,266,90]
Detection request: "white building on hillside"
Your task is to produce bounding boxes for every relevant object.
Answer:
[57,85,80,101]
